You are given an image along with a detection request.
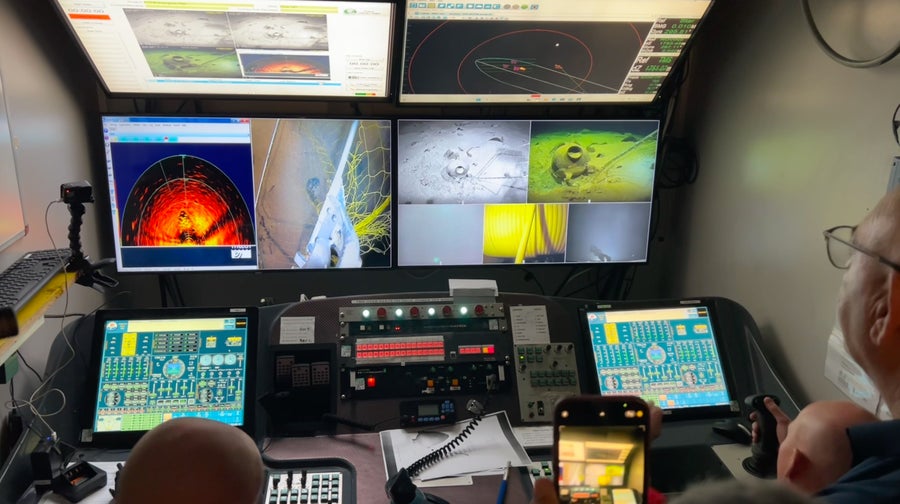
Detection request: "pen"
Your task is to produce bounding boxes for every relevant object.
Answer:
[497,461,511,504]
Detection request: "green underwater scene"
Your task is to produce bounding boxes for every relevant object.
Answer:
[527,121,658,203]
[142,48,242,78]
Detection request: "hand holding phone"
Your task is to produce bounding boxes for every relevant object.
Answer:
[553,396,650,504]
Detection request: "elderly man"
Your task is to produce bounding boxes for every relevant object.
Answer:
[758,187,900,502]
[534,189,900,504]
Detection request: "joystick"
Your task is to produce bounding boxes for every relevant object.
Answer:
[742,393,781,478]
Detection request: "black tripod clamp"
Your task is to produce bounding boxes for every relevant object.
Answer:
[65,200,118,290]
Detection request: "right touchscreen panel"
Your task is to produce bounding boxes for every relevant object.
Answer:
[584,305,732,414]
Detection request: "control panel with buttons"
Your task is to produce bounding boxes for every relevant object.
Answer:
[338,301,512,400]
[515,343,581,422]
[263,459,354,504]
[399,398,457,427]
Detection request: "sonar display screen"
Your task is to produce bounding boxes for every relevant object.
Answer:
[92,314,251,433]
[584,305,731,411]
[103,116,392,272]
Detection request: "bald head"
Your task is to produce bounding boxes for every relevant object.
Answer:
[116,418,264,504]
[777,401,877,494]
[856,187,900,265]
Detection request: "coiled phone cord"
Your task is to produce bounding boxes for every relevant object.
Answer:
[405,398,486,478]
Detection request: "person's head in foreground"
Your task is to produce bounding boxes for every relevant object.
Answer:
[830,187,900,417]
[667,478,816,504]
[776,400,878,494]
[114,417,265,504]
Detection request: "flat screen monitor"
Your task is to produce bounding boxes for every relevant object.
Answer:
[52,0,395,99]
[581,303,733,418]
[399,0,712,104]
[103,115,392,272]
[85,306,258,444]
[396,118,657,266]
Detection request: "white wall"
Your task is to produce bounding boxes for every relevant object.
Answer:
[668,0,900,404]
[0,0,103,444]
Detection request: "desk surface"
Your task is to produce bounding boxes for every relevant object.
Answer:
[264,434,536,504]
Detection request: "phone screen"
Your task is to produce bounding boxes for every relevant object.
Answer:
[554,397,648,504]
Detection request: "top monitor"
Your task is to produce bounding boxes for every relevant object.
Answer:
[399,0,712,105]
[52,0,395,99]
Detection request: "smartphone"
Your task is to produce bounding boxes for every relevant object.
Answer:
[553,395,650,504]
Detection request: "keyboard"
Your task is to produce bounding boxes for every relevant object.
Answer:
[263,459,354,504]
[0,249,71,313]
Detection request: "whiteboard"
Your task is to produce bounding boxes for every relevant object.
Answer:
[0,69,25,252]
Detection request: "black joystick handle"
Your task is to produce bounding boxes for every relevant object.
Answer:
[742,393,781,478]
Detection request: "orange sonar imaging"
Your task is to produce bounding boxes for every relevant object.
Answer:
[120,155,255,248]
[254,62,322,75]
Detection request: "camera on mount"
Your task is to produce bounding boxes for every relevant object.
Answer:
[61,180,93,205]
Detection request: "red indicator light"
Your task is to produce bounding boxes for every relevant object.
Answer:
[410,307,420,318]
[442,306,452,317]
[377,308,387,319]
[474,305,485,316]
[366,376,376,388]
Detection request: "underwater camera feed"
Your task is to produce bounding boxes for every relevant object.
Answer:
[396,119,657,266]
[527,120,658,203]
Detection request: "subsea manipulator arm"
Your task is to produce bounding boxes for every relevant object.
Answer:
[293,120,363,269]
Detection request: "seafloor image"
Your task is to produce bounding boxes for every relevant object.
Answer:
[398,120,530,205]
[528,121,658,203]
[141,48,241,78]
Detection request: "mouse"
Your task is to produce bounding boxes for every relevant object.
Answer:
[712,418,752,445]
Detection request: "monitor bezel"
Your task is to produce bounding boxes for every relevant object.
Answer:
[577,298,738,421]
[393,115,661,269]
[83,306,259,447]
[395,0,715,106]
[49,0,398,102]
[100,113,395,274]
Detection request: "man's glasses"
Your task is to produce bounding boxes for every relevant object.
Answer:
[823,225,900,271]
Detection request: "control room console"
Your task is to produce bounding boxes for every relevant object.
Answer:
[2,293,800,503]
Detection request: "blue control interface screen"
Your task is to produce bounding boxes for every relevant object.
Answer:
[93,316,249,433]
[585,306,731,410]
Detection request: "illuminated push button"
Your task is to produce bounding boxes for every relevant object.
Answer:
[460,306,468,315]
[395,308,403,318]
[377,307,387,319]
[366,376,376,388]
[451,378,459,386]
[427,307,436,316]
[427,379,435,388]
[362,309,371,319]
[474,304,485,316]
[410,307,420,318]
[442,306,452,317]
